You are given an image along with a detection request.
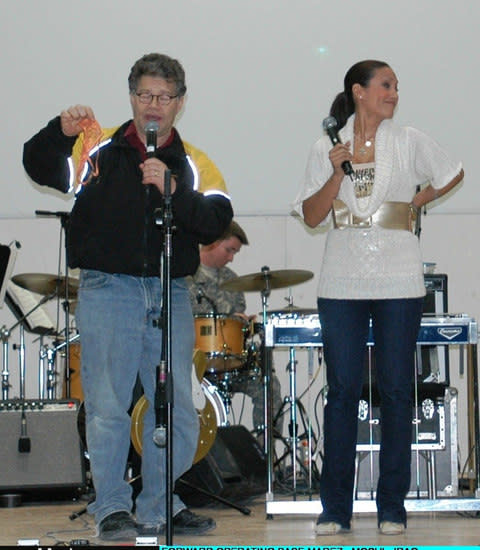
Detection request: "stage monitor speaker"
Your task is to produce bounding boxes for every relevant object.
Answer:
[0,399,86,492]
[175,425,267,506]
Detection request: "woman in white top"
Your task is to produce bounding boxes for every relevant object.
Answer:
[293,60,464,536]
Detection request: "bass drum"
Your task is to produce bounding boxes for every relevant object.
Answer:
[130,351,228,464]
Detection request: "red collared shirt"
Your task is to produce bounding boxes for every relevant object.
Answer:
[124,122,175,160]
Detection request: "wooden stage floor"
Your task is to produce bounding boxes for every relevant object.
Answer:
[1,492,480,547]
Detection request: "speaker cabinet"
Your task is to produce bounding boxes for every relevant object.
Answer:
[0,399,86,492]
[357,384,448,450]
[175,425,267,506]
[355,387,458,498]
[422,274,449,385]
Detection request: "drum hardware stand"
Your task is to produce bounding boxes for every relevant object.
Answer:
[14,325,26,401]
[38,332,81,400]
[218,266,314,510]
[1,326,10,400]
[263,332,323,495]
[255,267,275,502]
[1,290,56,400]
[0,240,20,400]
[42,341,58,400]
[35,210,73,397]
[211,373,234,417]
[272,369,319,497]
[287,346,300,495]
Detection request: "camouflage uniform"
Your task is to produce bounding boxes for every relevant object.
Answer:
[187,264,283,434]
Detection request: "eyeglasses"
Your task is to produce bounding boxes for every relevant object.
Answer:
[135,91,179,105]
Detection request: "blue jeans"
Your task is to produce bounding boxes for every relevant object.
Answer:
[76,270,198,526]
[317,297,424,528]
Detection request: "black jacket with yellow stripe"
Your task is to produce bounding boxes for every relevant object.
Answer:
[23,117,233,277]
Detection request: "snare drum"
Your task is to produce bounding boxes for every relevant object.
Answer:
[194,314,246,372]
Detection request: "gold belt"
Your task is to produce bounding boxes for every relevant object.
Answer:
[332,200,416,231]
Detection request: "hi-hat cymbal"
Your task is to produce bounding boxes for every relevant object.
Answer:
[12,273,79,299]
[220,268,313,292]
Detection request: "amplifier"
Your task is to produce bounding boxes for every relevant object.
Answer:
[424,273,448,313]
[422,274,449,385]
[0,399,86,491]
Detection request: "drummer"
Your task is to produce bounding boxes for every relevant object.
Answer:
[186,220,283,439]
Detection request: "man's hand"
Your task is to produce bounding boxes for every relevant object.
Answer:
[60,105,96,137]
[140,158,177,195]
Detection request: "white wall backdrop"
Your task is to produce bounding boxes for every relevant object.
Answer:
[1,0,477,219]
[1,0,479,478]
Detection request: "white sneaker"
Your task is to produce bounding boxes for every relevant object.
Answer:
[379,521,405,535]
[315,521,346,535]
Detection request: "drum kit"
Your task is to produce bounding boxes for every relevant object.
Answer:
[130,266,315,468]
[193,268,314,414]
[1,272,80,402]
[2,266,314,473]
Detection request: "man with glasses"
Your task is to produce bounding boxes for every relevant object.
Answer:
[23,53,233,541]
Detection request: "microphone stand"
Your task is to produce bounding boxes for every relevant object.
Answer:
[154,170,174,545]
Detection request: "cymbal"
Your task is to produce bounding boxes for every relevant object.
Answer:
[220,268,313,292]
[12,273,79,299]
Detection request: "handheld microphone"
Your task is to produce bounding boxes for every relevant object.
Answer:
[153,361,168,447]
[322,116,354,177]
[144,121,159,158]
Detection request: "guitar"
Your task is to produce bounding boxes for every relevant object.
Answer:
[130,349,223,463]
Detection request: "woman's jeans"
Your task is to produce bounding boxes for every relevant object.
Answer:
[76,270,198,526]
[317,297,424,528]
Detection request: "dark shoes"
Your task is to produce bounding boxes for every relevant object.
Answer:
[173,508,216,535]
[137,508,216,536]
[98,511,137,541]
